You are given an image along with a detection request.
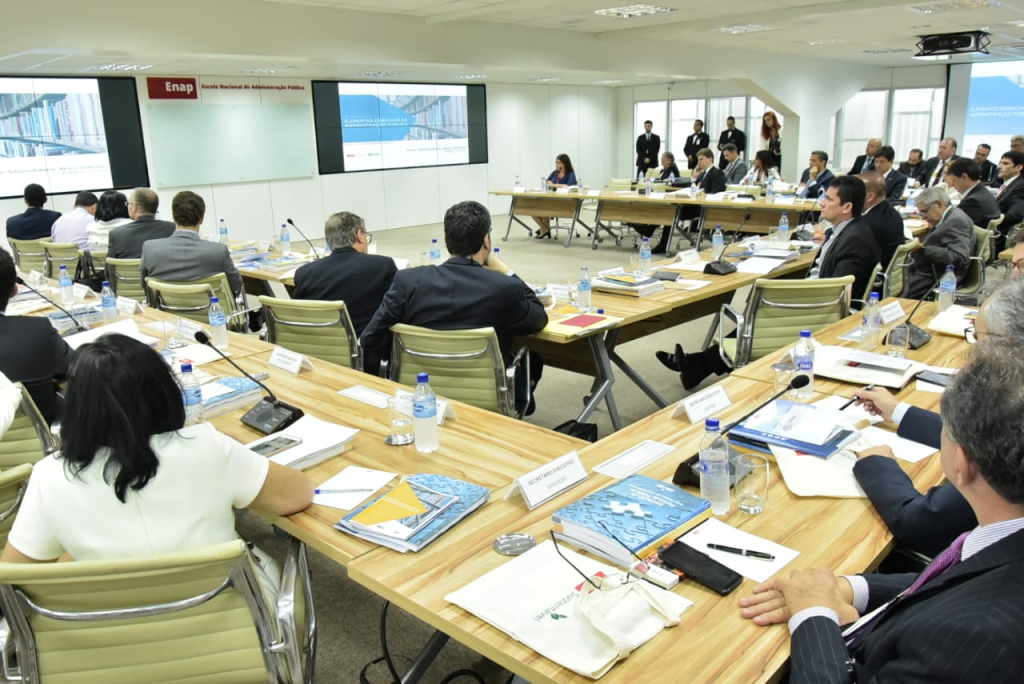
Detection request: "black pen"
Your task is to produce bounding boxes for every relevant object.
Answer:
[840,384,875,411]
[707,543,775,561]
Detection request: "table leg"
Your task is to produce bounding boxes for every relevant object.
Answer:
[694,205,709,250]
[399,628,450,684]
[503,197,534,241]
[576,335,622,430]
[590,201,606,251]
[605,328,668,409]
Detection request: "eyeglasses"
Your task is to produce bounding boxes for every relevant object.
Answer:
[964,324,1006,344]
[548,531,637,592]
[362,230,374,244]
[1008,257,1024,276]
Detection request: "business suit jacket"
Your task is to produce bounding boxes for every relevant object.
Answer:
[140,230,243,297]
[861,200,906,271]
[656,163,680,181]
[5,207,61,241]
[979,159,997,185]
[717,128,746,168]
[996,176,1024,244]
[360,257,548,367]
[898,160,927,185]
[817,218,881,300]
[798,168,835,199]
[722,158,748,185]
[292,248,397,335]
[848,154,875,175]
[0,314,73,424]
[958,183,1001,229]
[683,132,710,169]
[790,528,1024,684]
[853,407,975,557]
[107,216,177,259]
[635,133,660,172]
[883,169,908,202]
[694,166,726,194]
[904,206,975,299]
[919,154,960,187]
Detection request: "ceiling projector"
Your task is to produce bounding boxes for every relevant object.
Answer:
[916,31,990,57]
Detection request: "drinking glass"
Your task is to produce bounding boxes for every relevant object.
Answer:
[568,280,580,308]
[166,317,188,349]
[887,324,910,359]
[629,255,643,276]
[734,454,769,514]
[771,361,798,395]
[385,395,415,446]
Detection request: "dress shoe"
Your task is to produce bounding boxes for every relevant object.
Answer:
[533,230,552,240]
[655,350,678,371]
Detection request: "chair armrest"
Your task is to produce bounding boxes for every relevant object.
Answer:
[505,346,531,419]
[0,616,22,682]
[378,358,390,380]
[717,303,744,369]
[274,539,316,684]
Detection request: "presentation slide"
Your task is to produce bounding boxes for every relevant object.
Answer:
[312,81,488,174]
[964,61,1024,157]
[0,77,148,199]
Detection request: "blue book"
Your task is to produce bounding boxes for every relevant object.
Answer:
[552,474,711,567]
[727,399,860,458]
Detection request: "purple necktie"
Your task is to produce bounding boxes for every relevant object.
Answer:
[904,531,970,595]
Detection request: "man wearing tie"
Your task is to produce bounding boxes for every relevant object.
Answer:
[635,120,660,178]
[848,138,881,175]
[717,116,746,168]
[898,148,927,186]
[871,146,908,203]
[919,138,960,188]
[739,342,1024,684]
[683,120,710,171]
[974,143,997,185]
[994,150,1024,250]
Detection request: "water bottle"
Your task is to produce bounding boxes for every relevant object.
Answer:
[541,176,548,192]
[279,223,291,253]
[645,177,653,196]
[793,330,815,399]
[699,418,730,516]
[777,212,790,243]
[578,266,592,311]
[861,292,881,351]
[712,225,725,260]
[766,178,775,201]
[208,296,229,349]
[689,181,697,198]
[937,264,956,312]
[906,195,916,213]
[180,363,204,426]
[58,265,74,306]
[429,238,442,264]
[412,372,439,454]
[218,219,229,245]
[639,237,652,275]
[100,281,117,323]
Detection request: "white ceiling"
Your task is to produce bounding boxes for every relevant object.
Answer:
[2,0,1024,84]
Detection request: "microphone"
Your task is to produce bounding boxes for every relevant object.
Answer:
[193,331,304,434]
[15,276,87,332]
[892,272,941,350]
[671,375,810,489]
[286,218,321,259]
[703,217,744,276]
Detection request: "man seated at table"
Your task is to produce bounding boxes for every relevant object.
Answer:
[360,201,547,414]
[0,248,73,425]
[797,150,834,200]
[49,192,97,249]
[859,171,905,270]
[292,211,397,375]
[691,148,726,194]
[871,145,907,203]
[898,148,926,186]
[655,152,680,181]
[5,184,61,241]
[739,341,1024,684]
[903,186,974,299]
[107,188,176,259]
[141,191,243,298]
[948,158,1001,230]
[721,144,748,185]
[995,151,1024,251]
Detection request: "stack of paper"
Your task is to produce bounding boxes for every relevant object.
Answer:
[246,415,358,470]
[46,305,106,334]
[813,346,923,389]
[728,399,862,458]
[926,304,976,337]
[592,274,665,297]
[772,446,867,498]
[736,257,785,274]
[200,376,262,418]
[313,466,396,511]
[65,319,161,350]
[543,312,621,338]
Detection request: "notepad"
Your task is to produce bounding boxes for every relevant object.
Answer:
[848,426,937,464]
[313,467,396,511]
[679,519,800,582]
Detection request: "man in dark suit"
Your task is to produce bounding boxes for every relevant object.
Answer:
[292,211,397,375]
[974,143,998,185]
[847,138,881,175]
[635,120,660,178]
[5,184,60,241]
[812,177,881,300]
[740,342,1024,684]
[107,189,176,259]
[717,116,746,169]
[361,201,548,414]
[858,172,905,271]
[0,248,72,425]
[691,149,726,194]
[918,138,960,188]
[904,186,974,299]
[994,150,1024,250]
[948,158,1001,229]
[797,150,835,200]
[871,145,907,203]
[683,120,710,171]
[898,148,926,185]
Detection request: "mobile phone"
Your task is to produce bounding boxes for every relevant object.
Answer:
[914,370,952,387]
[250,436,302,457]
[658,540,744,596]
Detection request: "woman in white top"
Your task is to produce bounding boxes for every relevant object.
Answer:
[741,150,782,186]
[3,335,314,593]
[86,190,133,251]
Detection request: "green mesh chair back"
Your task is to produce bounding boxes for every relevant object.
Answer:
[958,226,992,296]
[105,257,145,303]
[147,274,244,330]
[8,238,51,276]
[881,239,920,299]
[42,243,81,279]
[0,464,32,550]
[259,296,360,369]
[0,384,55,471]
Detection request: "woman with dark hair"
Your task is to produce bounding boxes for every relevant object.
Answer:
[741,150,782,186]
[88,190,133,250]
[2,335,313,594]
[760,111,782,170]
[532,153,578,239]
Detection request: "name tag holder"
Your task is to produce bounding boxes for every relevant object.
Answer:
[269,346,316,375]
[504,452,588,510]
[879,301,906,325]
[672,384,732,423]
[116,296,144,315]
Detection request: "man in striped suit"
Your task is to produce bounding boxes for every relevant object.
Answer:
[739,341,1024,683]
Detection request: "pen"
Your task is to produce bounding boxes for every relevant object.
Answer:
[840,384,875,411]
[314,488,375,495]
[707,543,775,561]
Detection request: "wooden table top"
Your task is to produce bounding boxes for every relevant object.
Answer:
[347,371,947,684]
[492,188,820,212]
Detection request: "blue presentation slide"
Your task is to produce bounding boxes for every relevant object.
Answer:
[965,61,1024,158]
[338,83,469,171]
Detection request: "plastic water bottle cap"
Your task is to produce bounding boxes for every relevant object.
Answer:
[60,265,67,271]
[946,264,954,271]
[101,281,110,288]
[597,309,605,314]
[210,296,219,304]
[432,239,438,244]
[181,363,193,373]
[782,211,788,216]
[869,292,879,301]
[417,372,429,383]
[705,417,720,431]
[800,330,812,338]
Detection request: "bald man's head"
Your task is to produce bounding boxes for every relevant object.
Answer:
[858,171,886,208]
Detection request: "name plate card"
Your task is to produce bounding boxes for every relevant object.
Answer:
[555,187,571,195]
[588,190,602,197]
[269,346,316,375]
[879,301,906,325]
[72,283,94,300]
[547,283,571,301]
[598,267,626,277]
[672,383,732,423]
[648,192,666,199]
[504,452,588,510]
[116,296,144,315]
[513,186,526,193]
[28,271,45,286]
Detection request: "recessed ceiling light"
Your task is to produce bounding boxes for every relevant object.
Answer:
[455,74,487,80]
[529,76,561,82]
[794,38,847,45]
[595,79,623,84]
[239,67,297,74]
[594,4,676,18]
[359,70,399,78]
[861,47,914,54]
[710,24,776,35]
[913,54,952,60]
[84,63,153,72]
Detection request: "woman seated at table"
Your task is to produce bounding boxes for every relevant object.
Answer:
[2,334,314,601]
[657,152,681,181]
[740,150,782,186]
[532,153,578,239]
[87,190,133,251]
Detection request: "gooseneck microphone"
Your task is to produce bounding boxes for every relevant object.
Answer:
[285,218,321,259]
[15,276,87,332]
[897,272,943,350]
[193,331,304,434]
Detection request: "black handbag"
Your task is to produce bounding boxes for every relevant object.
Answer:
[553,419,598,443]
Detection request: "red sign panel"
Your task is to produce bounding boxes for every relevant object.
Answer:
[147,77,198,100]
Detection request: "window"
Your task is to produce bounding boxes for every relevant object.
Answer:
[836,90,889,171]
[669,98,706,162]
[708,97,748,158]
[890,88,946,163]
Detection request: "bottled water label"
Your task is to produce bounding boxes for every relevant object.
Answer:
[413,397,437,419]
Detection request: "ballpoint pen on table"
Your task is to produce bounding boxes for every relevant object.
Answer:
[707,543,775,561]
[313,488,375,495]
[840,383,875,411]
